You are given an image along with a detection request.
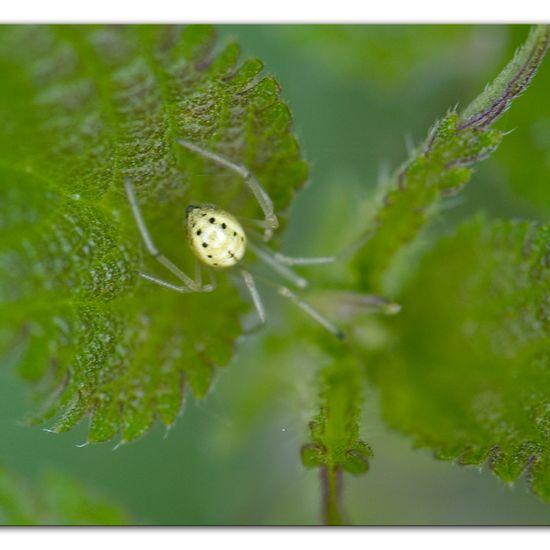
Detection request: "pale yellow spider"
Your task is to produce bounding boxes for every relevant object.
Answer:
[124,139,343,339]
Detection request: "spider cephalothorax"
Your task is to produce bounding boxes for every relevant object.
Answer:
[186,204,246,268]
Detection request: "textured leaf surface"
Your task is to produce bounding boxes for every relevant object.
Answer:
[0,466,129,525]
[0,25,307,443]
[362,218,550,501]
[353,25,549,293]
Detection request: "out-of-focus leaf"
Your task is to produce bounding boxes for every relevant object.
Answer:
[361,218,550,501]
[0,466,129,525]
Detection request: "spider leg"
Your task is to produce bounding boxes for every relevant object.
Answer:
[138,272,194,293]
[194,261,203,289]
[238,216,281,235]
[240,220,336,268]
[272,252,335,266]
[247,241,308,289]
[239,269,344,339]
[278,286,345,340]
[240,269,266,324]
[177,139,279,241]
[246,242,343,339]
[124,178,212,292]
[206,266,218,292]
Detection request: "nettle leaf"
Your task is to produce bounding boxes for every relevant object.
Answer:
[0,25,307,443]
[0,466,129,525]
[353,25,549,293]
[301,356,372,525]
[363,218,550,501]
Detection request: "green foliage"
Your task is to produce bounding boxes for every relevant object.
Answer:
[354,25,550,293]
[0,25,307,444]
[0,466,129,525]
[345,24,550,504]
[2,23,550,526]
[338,24,550,507]
[360,218,550,501]
[301,357,372,524]
[301,357,372,475]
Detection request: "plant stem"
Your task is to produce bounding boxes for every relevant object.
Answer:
[320,465,346,525]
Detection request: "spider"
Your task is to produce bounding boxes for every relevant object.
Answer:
[124,139,344,339]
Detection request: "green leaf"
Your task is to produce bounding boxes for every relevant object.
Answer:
[361,217,550,501]
[353,25,549,293]
[301,356,372,524]
[0,25,307,443]
[0,466,130,525]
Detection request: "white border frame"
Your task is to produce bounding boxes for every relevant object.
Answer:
[0,1,549,23]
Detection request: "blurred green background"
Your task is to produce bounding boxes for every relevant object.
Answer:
[1,24,550,525]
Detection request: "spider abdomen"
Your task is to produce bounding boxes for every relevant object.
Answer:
[186,205,246,268]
